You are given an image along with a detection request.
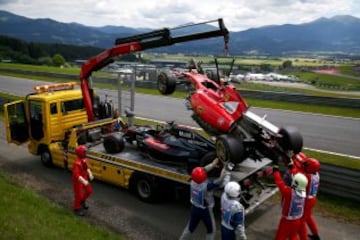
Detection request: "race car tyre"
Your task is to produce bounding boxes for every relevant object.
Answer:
[157,71,177,95]
[278,126,303,154]
[216,134,245,164]
[103,133,125,154]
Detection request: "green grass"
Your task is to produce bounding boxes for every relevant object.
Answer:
[0,172,124,240]
[293,71,360,91]
[337,64,360,77]
[238,81,360,99]
[303,149,360,170]
[316,193,360,225]
[245,98,360,118]
[0,62,81,75]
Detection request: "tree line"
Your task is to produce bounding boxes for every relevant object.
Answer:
[0,34,105,66]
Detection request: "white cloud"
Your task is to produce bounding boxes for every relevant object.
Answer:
[0,0,358,31]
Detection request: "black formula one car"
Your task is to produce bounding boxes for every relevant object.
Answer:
[103,119,219,174]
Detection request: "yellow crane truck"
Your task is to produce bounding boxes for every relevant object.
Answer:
[3,19,277,212]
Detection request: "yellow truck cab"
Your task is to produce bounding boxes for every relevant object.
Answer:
[4,82,89,165]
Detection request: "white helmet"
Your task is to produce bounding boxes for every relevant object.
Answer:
[291,173,308,198]
[225,181,241,198]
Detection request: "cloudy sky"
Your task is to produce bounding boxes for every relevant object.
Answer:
[1,0,359,31]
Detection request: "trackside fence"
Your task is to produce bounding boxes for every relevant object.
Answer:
[319,163,360,202]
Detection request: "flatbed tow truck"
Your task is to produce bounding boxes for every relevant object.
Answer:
[3,19,277,214]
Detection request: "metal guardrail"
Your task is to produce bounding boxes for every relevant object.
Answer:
[319,163,360,202]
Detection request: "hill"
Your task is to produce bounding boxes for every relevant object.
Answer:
[1,10,360,56]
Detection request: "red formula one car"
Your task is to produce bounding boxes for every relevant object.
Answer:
[157,60,303,164]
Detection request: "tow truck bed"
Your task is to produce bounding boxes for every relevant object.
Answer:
[88,142,191,184]
[86,141,278,213]
[88,141,273,183]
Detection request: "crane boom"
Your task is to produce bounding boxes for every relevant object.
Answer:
[79,18,229,121]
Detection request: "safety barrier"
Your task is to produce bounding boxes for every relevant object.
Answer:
[319,163,360,202]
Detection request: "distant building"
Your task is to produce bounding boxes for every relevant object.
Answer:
[149,59,188,68]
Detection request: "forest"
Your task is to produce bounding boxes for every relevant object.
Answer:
[0,35,105,65]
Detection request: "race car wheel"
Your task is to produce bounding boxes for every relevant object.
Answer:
[157,71,176,95]
[216,134,245,164]
[103,133,125,154]
[278,126,303,154]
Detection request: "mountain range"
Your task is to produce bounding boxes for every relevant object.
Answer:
[1,10,360,56]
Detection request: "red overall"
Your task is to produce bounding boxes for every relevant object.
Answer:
[274,171,305,240]
[299,173,320,240]
[72,157,92,210]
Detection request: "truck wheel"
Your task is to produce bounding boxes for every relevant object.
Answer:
[216,134,245,164]
[157,71,176,95]
[41,149,53,167]
[133,175,158,202]
[278,126,303,154]
[103,133,125,154]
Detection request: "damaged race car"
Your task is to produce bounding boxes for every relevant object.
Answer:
[157,58,303,164]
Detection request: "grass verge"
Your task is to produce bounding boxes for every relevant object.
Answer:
[303,149,360,170]
[0,171,124,240]
[316,192,360,225]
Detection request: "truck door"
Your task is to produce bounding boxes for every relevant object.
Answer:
[4,100,29,144]
[28,100,45,141]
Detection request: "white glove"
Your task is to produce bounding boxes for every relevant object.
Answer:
[226,162,235,171]
[218,168,231,187]
[204,157,220,172]
[87,169,94,181]
[78,176,89,186]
